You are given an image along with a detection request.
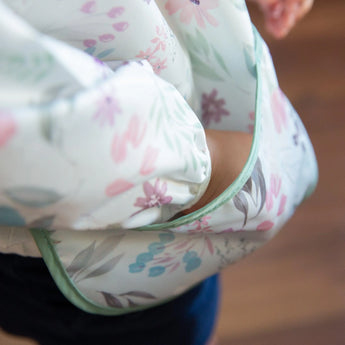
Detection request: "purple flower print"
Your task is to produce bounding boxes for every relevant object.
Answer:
[135,179,172,210]
[201,89,230,126]
[93,95,121,126]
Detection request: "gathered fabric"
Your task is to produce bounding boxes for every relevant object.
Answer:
[0,0,317,314]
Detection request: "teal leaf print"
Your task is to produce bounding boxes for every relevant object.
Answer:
[84,46,96,56]
[183,251,202,272]
[97,48,115,59]
[0,206,25,226]
[5,187,63,208]
[148,266,166,277]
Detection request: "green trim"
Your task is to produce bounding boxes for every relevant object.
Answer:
[137,27,264,231]
[30,228,176,315]
[30,27,266,315]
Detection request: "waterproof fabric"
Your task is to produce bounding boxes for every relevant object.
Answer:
[0,253,219,345]
[0,0,318,314]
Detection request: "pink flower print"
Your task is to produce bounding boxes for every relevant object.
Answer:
[112,22,129,32]
[248,111,255,133]
[201,89,230,126]
[81,1,96,14]
[266,174,282,211]
[125,116,147,148]
[107,7,125,18]
[277,194,287,216]
[150,57,167,75]
[106,179,134,197]
[271,88,288,133]
[189,215,212,233]
[140,146,159,176]
[99,34,115,43]
[83,39,97,48]
[135,179,172,210]
[257,220,274,231]
[136,47,154,60]
[165,0,219,28]
[111,115,147,163]
[270,174,281,198]
[0,112,16,148]
[93,95,121,126]
[151,37,166,52]
[151,26,168,52]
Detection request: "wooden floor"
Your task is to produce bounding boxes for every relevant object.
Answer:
[1,1,344,344]
[216,1,345,344]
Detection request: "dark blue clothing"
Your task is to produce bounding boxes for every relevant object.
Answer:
[0,253,220,345]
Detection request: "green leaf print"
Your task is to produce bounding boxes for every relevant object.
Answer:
[243,44,257,78]
[212,46,231,76]
[189,51,223,81]
[196,29,210,56]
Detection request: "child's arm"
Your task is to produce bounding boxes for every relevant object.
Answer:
[182,130,253,215]
[250,0,314,38]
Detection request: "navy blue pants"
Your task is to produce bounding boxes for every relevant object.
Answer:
[0,253,220,345]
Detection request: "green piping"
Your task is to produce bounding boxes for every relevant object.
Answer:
[137,27,264,231]
[30,228,179,315]
[31,27,265,315]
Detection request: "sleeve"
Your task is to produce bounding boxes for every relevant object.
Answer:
[0,2,211,231]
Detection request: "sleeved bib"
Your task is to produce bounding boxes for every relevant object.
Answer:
[0,0,318,314]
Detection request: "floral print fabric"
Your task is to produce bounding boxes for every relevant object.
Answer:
[0,0,318,314]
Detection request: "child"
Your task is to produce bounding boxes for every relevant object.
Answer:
[0,1,316,344]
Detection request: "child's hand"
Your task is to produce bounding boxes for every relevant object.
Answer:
[182,130,253,215]
[253,0,313,38]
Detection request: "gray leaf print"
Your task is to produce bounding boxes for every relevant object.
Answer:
[233,191,249,226]
[121,291,156,299]
[251,159,266,215]
[100,292,123,308]
[5,186,63,208]
[80,254,124,282]
[87,234,124,267]
[66,241,96,276]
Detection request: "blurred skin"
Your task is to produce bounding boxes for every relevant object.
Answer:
[252,0,314,38]
[183,0,314,216]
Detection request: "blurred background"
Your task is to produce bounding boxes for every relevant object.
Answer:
[216,0,345,344]
[0,0,344,344]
